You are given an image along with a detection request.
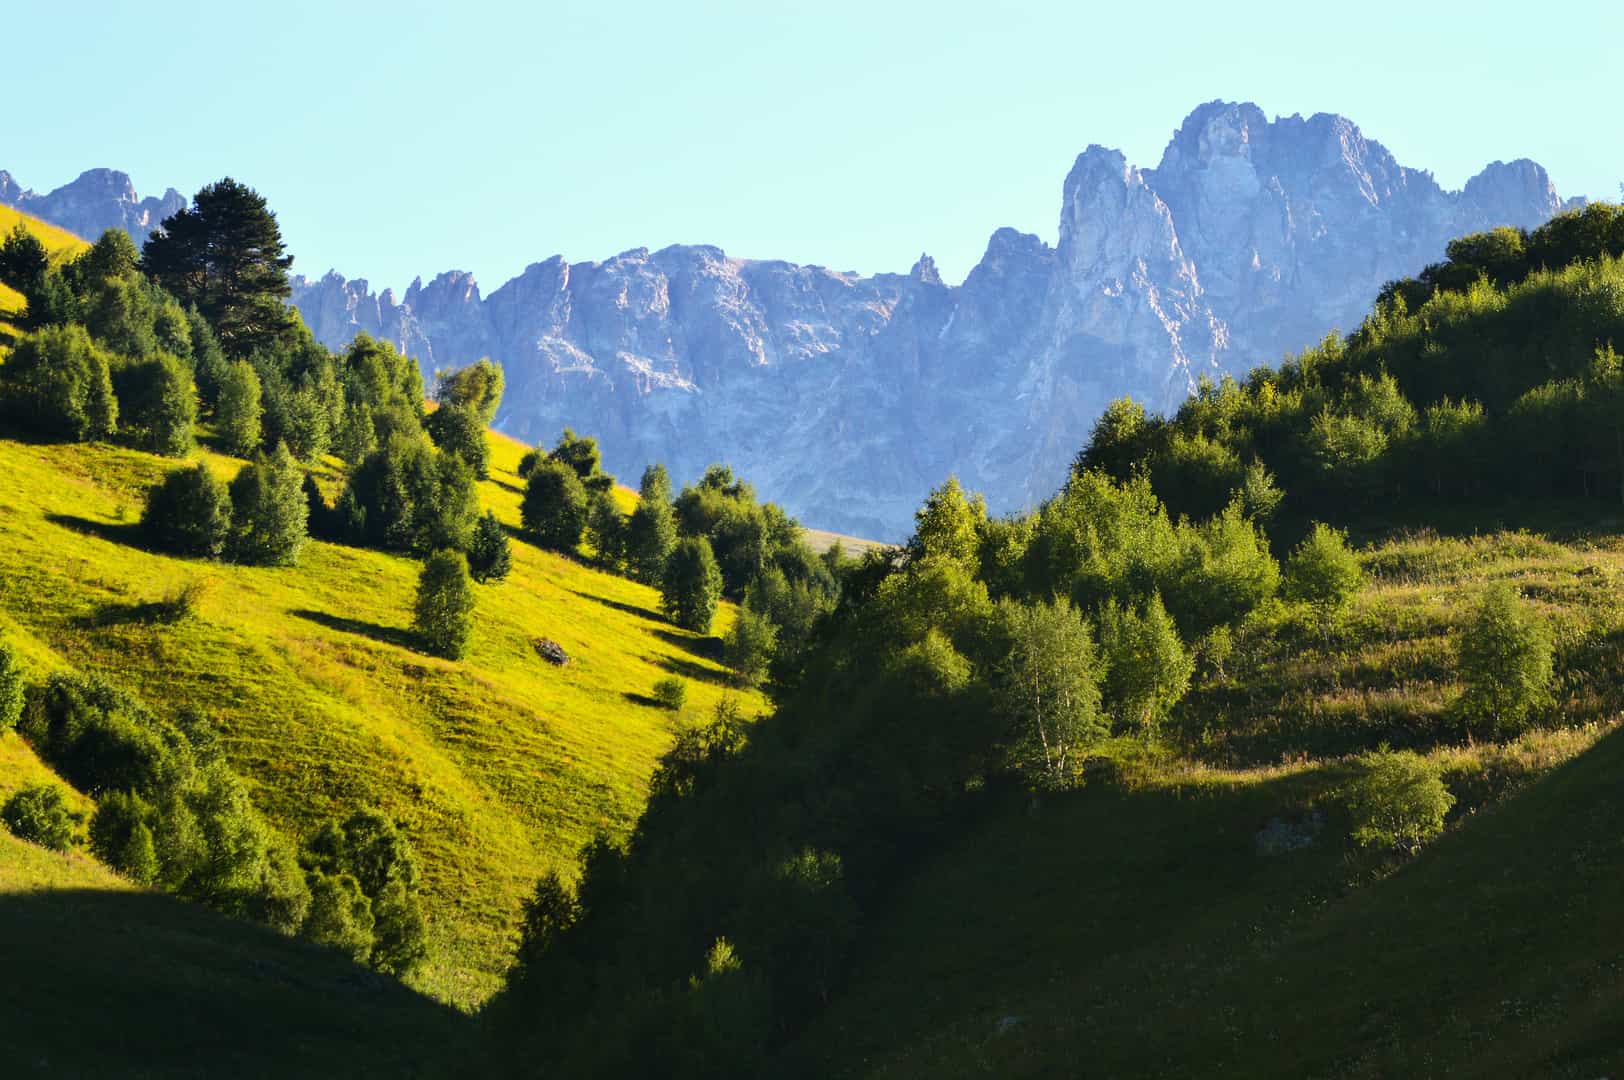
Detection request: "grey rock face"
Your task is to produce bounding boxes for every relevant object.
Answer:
[0,168,184,246]
[293,103,1569,538]
[6,103,1575,538]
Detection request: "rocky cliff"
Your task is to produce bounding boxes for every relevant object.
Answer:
[0,168,184,247]
[5,104,1580,537]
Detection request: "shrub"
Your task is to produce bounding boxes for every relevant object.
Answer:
[425,402,490,479]
[1283,522,1363,619]
[304,809,426,975]
[1455,584,1555,734]
[626,464,678,583]
[586,489,627,569]
[343,436,479,554]
[301,870,375,963]
[0,640,24,734]
[434,357,504,425]
[216,359,264,457]
[0,323,118,440]
[1342,746,1455,853]
[522,459,589,552]
[662,537,723,634]
[651,677,687,712]
[142,461,232,558]
[995,596,1105,784]
[90,790,160,884]
[722,608,778,688]
[414,550,476,659]
[227,442,308,566]
[467,510,512,584]
[2,784,76,851]
[1098,593,1192,735]
[117,352,196,456]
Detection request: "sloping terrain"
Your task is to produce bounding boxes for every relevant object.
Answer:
[0,204,87,355]
[0,427,763,1008]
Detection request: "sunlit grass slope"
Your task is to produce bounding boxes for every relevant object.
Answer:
[0,205,88,355]
[0,426,763,1008]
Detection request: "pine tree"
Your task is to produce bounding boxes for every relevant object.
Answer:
[414,550,476,659]
[141,178,295,356]
[662,537,723,634]
[586,488,627,568]
[216,359,263,457]
[227,443,308,566]
[467,511,512,584]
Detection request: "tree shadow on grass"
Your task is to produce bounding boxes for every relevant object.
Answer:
[568,588,665,623]
[45,513,149,551]
[622,690,666,709]
[656,654,733,687]
[289,608,419,651]
[492,477,524,497]
[73,599,186,629]
[653,627,721,662]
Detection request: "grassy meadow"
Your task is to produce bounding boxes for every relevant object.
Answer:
[0,425,764,1008]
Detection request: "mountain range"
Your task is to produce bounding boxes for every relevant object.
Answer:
[2,101,1580,537]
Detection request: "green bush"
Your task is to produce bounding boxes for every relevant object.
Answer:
[662,537,723,634]
[305,808,427,975]
[1283,523,1363,618]
[301,870,375,963]
[142,461,232,558]
[521,458,589,552]
[116,352,196,457]
[1455,583,1554,734]
[0,640,24,734]
[0,323,118,441]
[467,510,512,584]
[1342,746,1456,852]
[227,442,308,566]
[2,784,77,851]
[414,550,476,660]
[425,402,490,479]
[216,359,264,457]
[651,677,687,712]
[722,607,778,688]
[90,790,160,884]
[343,435,479,554]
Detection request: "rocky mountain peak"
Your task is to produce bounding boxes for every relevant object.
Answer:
[910,253,943,286]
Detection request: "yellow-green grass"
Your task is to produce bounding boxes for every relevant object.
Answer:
[0,425,763,1008]
[801,525,888,556]
[1179,528,1624,765]
[0,205,88,356]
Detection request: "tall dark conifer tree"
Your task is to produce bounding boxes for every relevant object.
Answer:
[141,178,295,356]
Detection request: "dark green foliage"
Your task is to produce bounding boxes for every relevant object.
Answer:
[626,464,678,583]
[1455,584,1555,734]
[521,459,589,552]
[186,308,229,407]
[2,784,76,851]
[721,607,777,688]
[340,334,425,424]
[20,672,193,797]
[227,443,308,566]
[510,871,580,981]
[434,357,504,425]
[90,790,160,884]
[84,273,160,358]
[425,403,489,478]
[115,352,196,456]
[0,324,118,440]
[651,677,687,712]
[343,436,479,555]
[0,640,24,734]
[142,461,232,558]
[141,178,296,356]
[0,223,49,294]
[253,353,334,463]
[79,229,141,290]
[216,359,263,457]
[414,550,476,660]
[548,427,613,492]
[304,809,427,976]
[467,511,512,584]
[662,537,723,634]
[301,871,375,963]
[586,488,627,568]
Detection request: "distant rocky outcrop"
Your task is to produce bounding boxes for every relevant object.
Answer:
[0,168,185,247]
[6,104,1582,537]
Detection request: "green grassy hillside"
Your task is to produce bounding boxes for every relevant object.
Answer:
[0,426,763,1008]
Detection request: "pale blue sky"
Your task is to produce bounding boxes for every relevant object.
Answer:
[6,1,1619,291]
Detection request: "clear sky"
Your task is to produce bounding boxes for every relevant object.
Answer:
[5,1,1619,292]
